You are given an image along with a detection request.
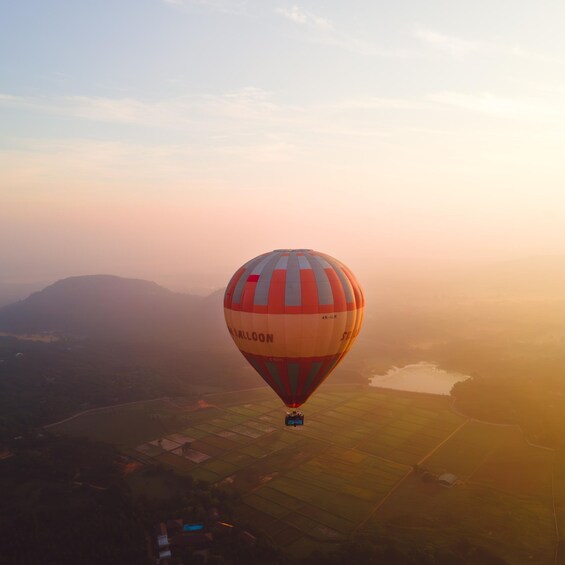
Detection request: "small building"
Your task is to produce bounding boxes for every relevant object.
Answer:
[183,523,204,532]
[438,473,457,488]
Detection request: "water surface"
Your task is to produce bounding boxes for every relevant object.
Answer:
[370,362,469,395]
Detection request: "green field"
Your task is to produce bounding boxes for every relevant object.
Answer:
[368,422,556,565]
[50,386,563,562]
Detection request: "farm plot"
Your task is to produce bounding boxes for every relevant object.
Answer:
[423,421,507,478]
[149,438,180,451]
[219,389,461,554]
[50,399,180,446]
[299,505,355,534]
[179,426,209,440]
[367,420,557,565]
[200,434,240,450]
[266,476,374,523]
[369,474,555,565]
[554,449,565,546]
[228,406,265,417]
[166,433,196,443]
[155,452,197,473]
[59,385,544,560]
[135,443,163,457]
[172,447,210,463]
[243,493,291,518]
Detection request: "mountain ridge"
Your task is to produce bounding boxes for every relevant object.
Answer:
[0,274,227,346]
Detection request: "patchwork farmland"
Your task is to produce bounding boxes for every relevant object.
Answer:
[50,386,560,562]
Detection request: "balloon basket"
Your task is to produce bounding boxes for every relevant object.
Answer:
[285,411,304,427]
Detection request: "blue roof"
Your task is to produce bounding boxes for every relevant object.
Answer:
[183,524,204,532]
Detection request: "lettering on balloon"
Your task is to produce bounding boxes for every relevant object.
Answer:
[227,326,274,343]
[340,328,361,341]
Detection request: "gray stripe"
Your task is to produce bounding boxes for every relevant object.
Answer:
[275,256,288,269]
[250,254,272,275]
[325,358,339,375]
[328,258,354,303]
[254,252,283,305]
[287,363,300,396]
[297,255,311,269]
[265,362,286,396]
[248,357,264,375]
[232,254,267,304]
[314,255,332,269]
[285,252,301,306]
[306,255,334,306]
[303,361,323,393]
[248,358,276,391]
[308,362,334,393]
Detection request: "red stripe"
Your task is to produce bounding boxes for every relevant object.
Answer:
[225,303,342,315]
[301,356,334,400]
[284,305,303,315]
[267,270,286,314]
[246,354,280,395]
[247,274,260,282]
[300,269,319,314]
[241,280,258,311]
[240,352,342,407]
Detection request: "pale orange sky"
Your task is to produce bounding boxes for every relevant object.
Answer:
[3,1,565,291]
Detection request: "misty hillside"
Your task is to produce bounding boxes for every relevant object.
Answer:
[0,275,227,347]
[3,256,565,353]
[0,282,45,308]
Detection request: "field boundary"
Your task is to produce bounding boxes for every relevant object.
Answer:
[356,419,469,531]
[44,396,170,428]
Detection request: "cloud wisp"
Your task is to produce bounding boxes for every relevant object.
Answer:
[414,29,482,56]
[0,88,419,135]
[415,26,556,63]
[0,88,298,129]
[276,5,333,30]
[428,90,565,123]
[275,4,419,58]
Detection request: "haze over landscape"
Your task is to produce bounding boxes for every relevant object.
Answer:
[4,2,565,564]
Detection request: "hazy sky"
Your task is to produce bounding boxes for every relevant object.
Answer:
[2,1,565,290]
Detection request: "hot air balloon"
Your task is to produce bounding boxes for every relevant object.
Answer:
[224,249,364,426]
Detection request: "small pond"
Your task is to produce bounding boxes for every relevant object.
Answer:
[370,362,470,395]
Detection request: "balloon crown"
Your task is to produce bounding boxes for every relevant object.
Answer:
[272,248,313,252]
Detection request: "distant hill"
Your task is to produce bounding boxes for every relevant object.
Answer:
[0,282,45,308]
[0,275,228,347]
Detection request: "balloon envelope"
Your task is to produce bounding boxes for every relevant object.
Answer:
[224,249,364,408]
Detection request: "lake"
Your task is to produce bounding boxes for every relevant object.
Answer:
[370,362,470,395]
